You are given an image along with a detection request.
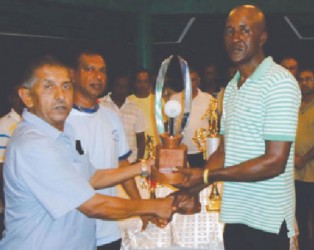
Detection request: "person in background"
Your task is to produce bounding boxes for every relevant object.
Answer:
[170,69,212,167]
[0,55,176,249]
[295,68,314,250]
[174,5,301,250]
[201,63,225,117]
[0,85,24,236]
[280,57,299,78]
[129,69,161,157]
[100,73,146,163]
[201,63,221,96]
[67,52,155,250]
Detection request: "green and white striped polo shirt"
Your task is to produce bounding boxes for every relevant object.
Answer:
[220,57,301,237]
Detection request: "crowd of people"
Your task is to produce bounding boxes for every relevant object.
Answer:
[0,4,313,250]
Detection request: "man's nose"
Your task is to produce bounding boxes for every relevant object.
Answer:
[55,87,66,100]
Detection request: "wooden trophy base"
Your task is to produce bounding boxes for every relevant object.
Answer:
[155,133,200,215]
[155,133,187,186]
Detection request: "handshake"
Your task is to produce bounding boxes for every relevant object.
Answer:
[144,167,211,229]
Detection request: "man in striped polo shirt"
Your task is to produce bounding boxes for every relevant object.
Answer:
[175,5,301,250]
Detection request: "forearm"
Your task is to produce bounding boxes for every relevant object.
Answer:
[119,159,142,199]
[121,178,141,199]
[79,194,172,220]
[90,164,141,190]
[209,153,287,183]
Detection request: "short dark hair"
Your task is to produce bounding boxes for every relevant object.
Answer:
[74,50,104,70]
[21,55,69,88]
[132,68,152,82]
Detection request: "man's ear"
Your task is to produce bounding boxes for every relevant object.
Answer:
[18,87,33,109]
[259,31,268,46]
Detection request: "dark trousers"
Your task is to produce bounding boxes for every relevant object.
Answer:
[187,152,205,168]
[97,238,122,250]
[223,222,289,250]
[295,180,314,250]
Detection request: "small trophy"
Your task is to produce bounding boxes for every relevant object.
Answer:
[144,135,157,198]
[203,98,221,212]
[193,98,221,212]
[154,55,200,214]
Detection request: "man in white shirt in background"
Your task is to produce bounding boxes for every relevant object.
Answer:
[171,69,212,167]
[100,73,146,163]
[0,86,24,235]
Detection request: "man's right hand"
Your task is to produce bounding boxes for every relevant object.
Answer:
[169,189,201,214]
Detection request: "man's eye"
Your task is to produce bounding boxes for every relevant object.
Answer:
[63,83,73,89]
[85,66,94,72]
[44,83,52,89]
[241,27,250,34]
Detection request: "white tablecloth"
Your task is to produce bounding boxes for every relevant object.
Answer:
[118,179,298,250]
[119,183,225,250]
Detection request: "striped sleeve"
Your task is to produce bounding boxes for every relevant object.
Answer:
[263,78,301,141]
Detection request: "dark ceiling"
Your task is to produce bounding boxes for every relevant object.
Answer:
[0,0,314,115]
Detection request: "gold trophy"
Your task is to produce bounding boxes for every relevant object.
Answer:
[144,135,157,198]
[193,98,221,212]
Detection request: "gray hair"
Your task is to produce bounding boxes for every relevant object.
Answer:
[21,55,70,88]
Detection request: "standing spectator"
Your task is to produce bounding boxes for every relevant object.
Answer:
[175,5,301,250]
[170,69,212,167]
[295,68,314,250]
[67,52,153,250]
[280,57,299,78]
[202,63,224,117]
[100,74,146,163]
[0,86,23,235]
[129,69,161,156]
[201,63,221,97]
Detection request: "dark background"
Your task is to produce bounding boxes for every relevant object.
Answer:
[0,1,314,116]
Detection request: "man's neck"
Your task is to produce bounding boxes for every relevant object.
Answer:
[237,55,265,88]
[74,92,97,108]
[111,93,126,108]
[192,88,199,99]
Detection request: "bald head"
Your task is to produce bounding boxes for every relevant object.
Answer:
[228,5,266,33]
[224,5,267,66]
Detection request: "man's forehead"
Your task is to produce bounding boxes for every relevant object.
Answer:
[80,54,106,66]
[35,64,69,75]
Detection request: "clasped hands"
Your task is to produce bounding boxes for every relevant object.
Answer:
[141,167,209,229]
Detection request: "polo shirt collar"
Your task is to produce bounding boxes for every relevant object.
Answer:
[22,109,71,140]
[232,56,273,83]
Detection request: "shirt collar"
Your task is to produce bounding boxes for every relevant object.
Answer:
[22,109,72,140]
[9,108,22,122]
[232,56,273,83]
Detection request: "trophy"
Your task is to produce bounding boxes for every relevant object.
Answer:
[144,135,157,198]
[154,55,200,214]
[193,98,221,212]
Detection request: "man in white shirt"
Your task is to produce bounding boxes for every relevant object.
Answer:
[0,86,23,234]
[171,69,212,167]
[100,74,146,163]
